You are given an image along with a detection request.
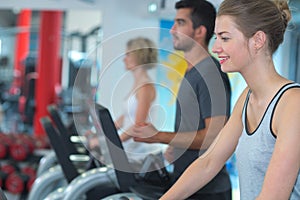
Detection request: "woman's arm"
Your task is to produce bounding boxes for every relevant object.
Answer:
[134,83,155,125]
[159,88,248,200]
[120,83,155,142]
[257,88,300,200]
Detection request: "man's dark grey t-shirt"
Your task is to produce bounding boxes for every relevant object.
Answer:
[173,56,231,193]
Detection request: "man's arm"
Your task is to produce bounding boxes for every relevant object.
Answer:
[133,115,227,150]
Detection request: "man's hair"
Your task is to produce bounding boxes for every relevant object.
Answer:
[175,0,216,45]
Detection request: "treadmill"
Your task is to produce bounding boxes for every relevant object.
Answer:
[92,103,170,199]
[41,102,170,200]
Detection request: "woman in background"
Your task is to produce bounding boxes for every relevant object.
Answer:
[114,37,162,169]
[160,0,300,199]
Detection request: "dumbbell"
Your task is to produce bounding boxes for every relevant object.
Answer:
[0,161,19,190]
[9,133,50,162]
[5,163,38,195]
[9,133,35,161]
[5,172,30,195]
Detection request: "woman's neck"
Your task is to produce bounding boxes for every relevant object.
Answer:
[132,68,151,87]
[242,58,288,100]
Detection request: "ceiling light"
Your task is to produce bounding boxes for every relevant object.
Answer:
[148,2,158,13]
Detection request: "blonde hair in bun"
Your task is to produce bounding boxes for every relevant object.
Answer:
[218,0,292,54]
[274,0,292,28]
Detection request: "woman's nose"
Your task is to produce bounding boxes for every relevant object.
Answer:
[212,40,221,54]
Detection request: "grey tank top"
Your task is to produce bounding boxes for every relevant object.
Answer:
[236,82,300,200]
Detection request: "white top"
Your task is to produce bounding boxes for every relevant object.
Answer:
[120,94,162,164]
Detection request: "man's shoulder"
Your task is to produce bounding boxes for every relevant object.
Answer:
[193,56,222,76]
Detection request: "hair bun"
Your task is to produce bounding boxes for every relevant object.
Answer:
[275,0,291,27]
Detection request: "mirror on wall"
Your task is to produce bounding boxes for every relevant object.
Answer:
[0,9,102,134]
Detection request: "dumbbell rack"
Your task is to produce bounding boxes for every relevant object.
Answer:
[0,132,50,199]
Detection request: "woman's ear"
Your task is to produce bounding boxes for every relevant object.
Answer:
[252,30,266,51]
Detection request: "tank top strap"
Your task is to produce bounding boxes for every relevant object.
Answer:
[268,82,300,110]
[242,82,300,129]
[242,89,252,126]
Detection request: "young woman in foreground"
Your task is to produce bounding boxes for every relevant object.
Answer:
[160,0,300,199]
